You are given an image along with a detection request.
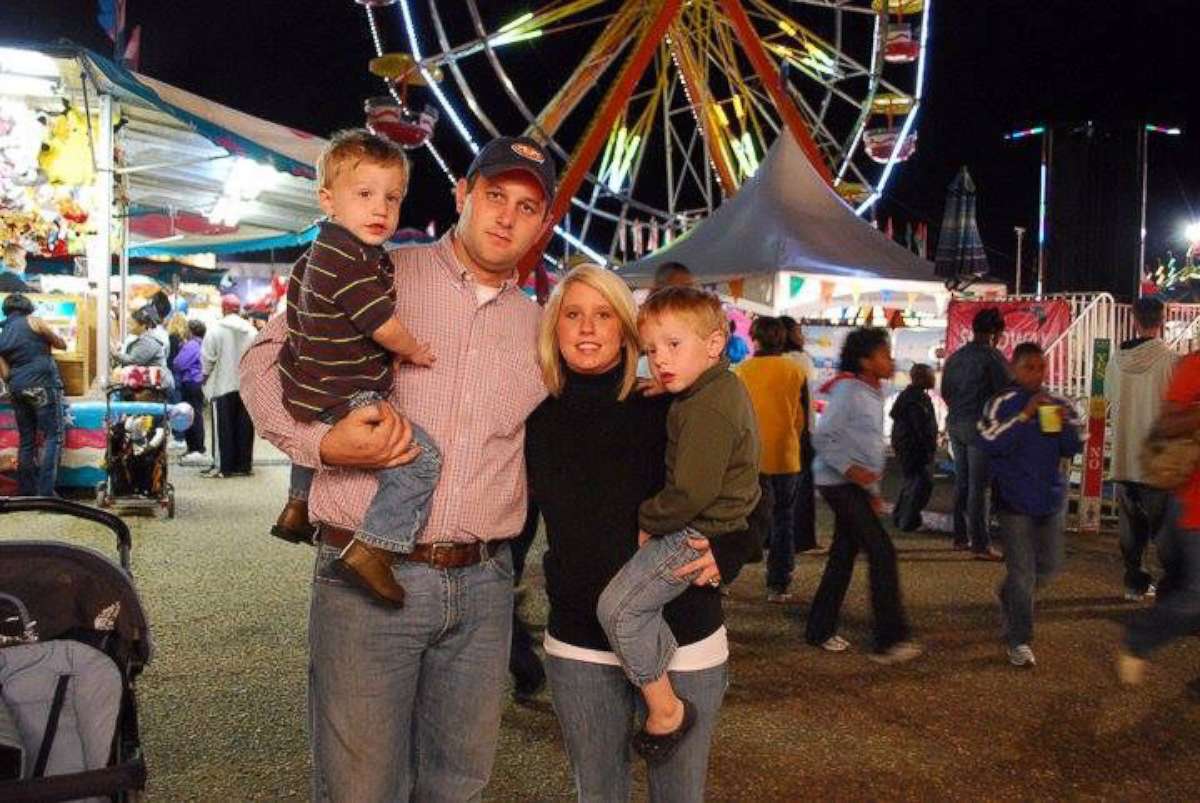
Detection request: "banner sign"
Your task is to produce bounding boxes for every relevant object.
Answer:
[1079,338,1110,533]
[944,299,1072,359]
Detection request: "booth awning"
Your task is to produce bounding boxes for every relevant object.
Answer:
[7,45,324,256]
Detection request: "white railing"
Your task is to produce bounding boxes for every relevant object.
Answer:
[1003,293,1117,405]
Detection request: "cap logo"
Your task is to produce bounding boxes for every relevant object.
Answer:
[511,142,545,164]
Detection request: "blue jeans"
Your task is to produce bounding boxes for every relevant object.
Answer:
[545,655,727,803]
[997,507,1065,647]
[892,462,933,532]
[1126,500,1200,658]
[949,420,992,551]
[1116,481,1169,593]
[764,473,799,593]
[308,540,514,802]
[597,530,705,686]
[290,421,441,552]
[10,385,65,496]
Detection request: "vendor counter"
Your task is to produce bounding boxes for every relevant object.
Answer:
[0,398,168,491]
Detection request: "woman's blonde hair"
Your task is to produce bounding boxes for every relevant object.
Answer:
[537,263,640,400]
[166,312,189,340]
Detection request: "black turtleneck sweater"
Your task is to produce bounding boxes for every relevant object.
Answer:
[525,362,751,651]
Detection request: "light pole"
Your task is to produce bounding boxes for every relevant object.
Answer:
[1013,226,1026,295]
[1005,125,1052,297]
[1139,124,1182,294]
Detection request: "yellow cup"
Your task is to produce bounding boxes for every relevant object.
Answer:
[1038,404,1062,434]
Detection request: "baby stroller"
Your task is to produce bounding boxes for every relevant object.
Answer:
[96,369,175,519]
[0,496,152,801]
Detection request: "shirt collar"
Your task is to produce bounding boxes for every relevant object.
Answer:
[437,231,521,296]
[678,357,731,399]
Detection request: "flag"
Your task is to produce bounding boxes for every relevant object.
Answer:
[123,25,142,70]
[98,0,125,42]
[884,217,895,242]
[904,222,914,253]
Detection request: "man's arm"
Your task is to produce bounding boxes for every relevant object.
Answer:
[28,316,67,351]
[239,318,416,470]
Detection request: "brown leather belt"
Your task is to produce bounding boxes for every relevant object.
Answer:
[318,524,500,570]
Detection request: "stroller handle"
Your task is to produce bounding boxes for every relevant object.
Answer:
[0,496,134,571]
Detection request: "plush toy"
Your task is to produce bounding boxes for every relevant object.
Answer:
[39,105,95,187]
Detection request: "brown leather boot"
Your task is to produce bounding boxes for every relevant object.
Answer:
[336,540,406,607]
[270,498,316,544]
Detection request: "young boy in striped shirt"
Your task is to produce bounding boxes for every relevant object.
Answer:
[272,129,440,606]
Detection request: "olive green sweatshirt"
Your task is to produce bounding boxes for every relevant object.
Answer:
[639,357,762,537]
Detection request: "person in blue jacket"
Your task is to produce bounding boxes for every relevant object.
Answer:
[976,341,1082,668]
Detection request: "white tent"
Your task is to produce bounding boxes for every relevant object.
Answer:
[619,132,1001,315]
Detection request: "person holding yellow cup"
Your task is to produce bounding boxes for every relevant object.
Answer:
[976,342,1082,669]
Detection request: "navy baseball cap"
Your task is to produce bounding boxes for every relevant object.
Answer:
[466,136,556,203]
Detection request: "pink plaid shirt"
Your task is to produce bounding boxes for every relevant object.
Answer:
[241,233,546,543]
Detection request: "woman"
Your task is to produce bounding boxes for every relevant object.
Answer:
[525,264,752,801]
[113,305,175,393]
[804,327,920,663]
[0,293,67,496]
[735,316,806,603]
[780,315,822,554]
[172,319,207,459]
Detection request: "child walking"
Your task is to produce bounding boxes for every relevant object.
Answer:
[976,342,1082,667]
[272,129,440,607]
[805,327,921,663]
[597,286,760,765]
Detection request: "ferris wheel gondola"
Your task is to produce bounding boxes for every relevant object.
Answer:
[354,0,931,266]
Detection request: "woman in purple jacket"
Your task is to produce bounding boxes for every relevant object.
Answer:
[172,319,207,458]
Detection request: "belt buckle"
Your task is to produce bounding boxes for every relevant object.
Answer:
[429,542,456,569]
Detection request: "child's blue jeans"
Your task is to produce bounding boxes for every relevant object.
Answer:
[596,529,706,687]
[289,394,441,554]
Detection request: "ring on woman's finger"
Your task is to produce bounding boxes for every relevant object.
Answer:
[708,576,721,588]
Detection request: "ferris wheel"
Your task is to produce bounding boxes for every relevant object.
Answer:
[355,0,930,266]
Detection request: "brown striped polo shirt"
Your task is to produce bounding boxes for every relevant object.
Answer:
[279,221,396,423]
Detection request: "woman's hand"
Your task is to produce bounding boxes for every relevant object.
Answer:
[673,535,721,587]
[636,376,668,397]
[638,529,652,547]
[318,403,418,469]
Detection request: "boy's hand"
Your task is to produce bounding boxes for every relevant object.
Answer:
[405,342,436,368]
[636,377,668,397]
[638,529,652,547]
[1020,392,1053,420]
[870,495,884,515]
[845,465,879,488]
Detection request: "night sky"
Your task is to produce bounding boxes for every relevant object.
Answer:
[5,1,1196,299]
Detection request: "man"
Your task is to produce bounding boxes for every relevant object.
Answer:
[653,260,695,288]
[1104,297,1177,599]
[890,364,938,532]
[940,308,1010,559]
[202,294,257,478]
[240,135,554,801]
[1118,348,1200,686]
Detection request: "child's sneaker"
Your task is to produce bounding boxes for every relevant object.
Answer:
[270,498,316,544]
[868,641,923,665]
[818,635,851,652]
[336,539,406,607]
[1007,644,1036,668]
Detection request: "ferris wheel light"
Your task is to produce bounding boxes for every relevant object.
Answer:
[777,20,798,37]
[492,29,543,47]
[499,12,534,33]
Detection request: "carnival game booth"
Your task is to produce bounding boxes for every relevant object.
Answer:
[0,44,326,491]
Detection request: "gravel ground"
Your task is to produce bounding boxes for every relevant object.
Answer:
[4,444,1199,801]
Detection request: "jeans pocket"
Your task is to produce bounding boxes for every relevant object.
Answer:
[486,543,515,582]
[16,387,49,409]
[313,543,350,586]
